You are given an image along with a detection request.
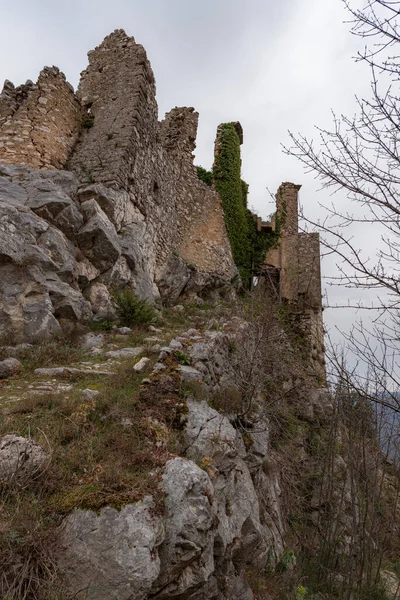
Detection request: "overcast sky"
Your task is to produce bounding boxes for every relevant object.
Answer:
[0,0,377,350]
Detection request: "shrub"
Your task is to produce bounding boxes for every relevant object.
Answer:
[112,288,157,326]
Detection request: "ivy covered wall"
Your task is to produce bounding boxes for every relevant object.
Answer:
[213,123,251,283]
[201,122,279,287]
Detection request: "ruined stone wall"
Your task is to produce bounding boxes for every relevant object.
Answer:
[159,107,235,280]
[276,182,301,301]
[298,232,322,309]
[264,182,325,379]
[68,32,236,289]
[0,69,81,169]
[69,29,158,190]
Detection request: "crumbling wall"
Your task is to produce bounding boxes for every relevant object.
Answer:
[69,29,158,190]
[298,232,322,309]
[68,32,236,290]
[264,182,325,380]
[275,182,301,301]
[160,107,236,282]
[0,69,81,169]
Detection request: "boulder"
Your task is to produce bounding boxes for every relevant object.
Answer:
[0,264,61,342]
[0,357,22,378]
[156,255,190,302]
[78,183,139,232]
[152,457,215,597]
[46,274,92,321]
[80,332,105,350]
[58,497,165,600]
[133,357,151,373]
[89,282,117,321]
[0,435,47,483]
[0,343,33,357]
[38,226,79,285]
[105,347,143,359]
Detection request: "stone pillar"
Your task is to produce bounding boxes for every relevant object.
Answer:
[276,182,301,302]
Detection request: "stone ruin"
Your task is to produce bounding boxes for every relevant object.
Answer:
[0,30,236,342]
[260,182,325,379]
[0,28,325,378]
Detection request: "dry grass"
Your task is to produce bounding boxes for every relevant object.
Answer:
[0,313,199,599]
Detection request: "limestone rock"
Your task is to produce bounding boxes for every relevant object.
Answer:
[178,365,203,382]
[0,357,22,378]
[80,332,105,350]
[117,326,132,335]
[89,282,116,321]
[0,343,32,357]
[105,347,143,359]
[77,199,121,272]
[152,457,215,597]
[0,435,47,483]
[82,389,101,401]
[34,366,116,377]
[46,273,92,321]
[157,255,190,302]
[133,357,151,373]
[58,497,165,600]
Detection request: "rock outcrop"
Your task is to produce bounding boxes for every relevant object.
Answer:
[56,321,290,599]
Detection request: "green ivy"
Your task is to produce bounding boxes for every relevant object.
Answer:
[213,123,251,284]
[196,166,213,186]
[212,123,281,287]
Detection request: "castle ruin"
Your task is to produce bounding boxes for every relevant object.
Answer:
[0,29,325,377]
[261,182,325,379]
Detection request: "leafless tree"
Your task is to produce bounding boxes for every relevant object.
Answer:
[284,1,400,416]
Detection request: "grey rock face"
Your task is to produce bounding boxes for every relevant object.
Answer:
[152,457,215,597]
[77,199,121,272]
[0,357,22,378]
[156,255,190,302]
[0,435,47,483]
[89,282,116,321]
[0,343,33,357]
[80,332,105,350]
[58,497,165,600]
[133,357,151,372]
[105,347,143,359]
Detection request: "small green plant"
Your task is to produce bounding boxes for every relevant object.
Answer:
[176,352,191,365]
[296,587,307,600]
[112,288,157,327]
[83,117,94,128]
[276,549,295,573]
[88,320,114,332]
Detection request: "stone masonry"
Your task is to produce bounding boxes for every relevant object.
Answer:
[263,183,325,379]
[0,28,324,364]
[0,68,82,169]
